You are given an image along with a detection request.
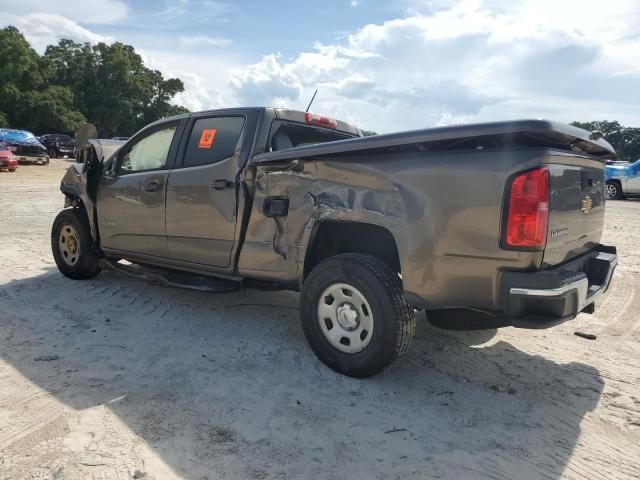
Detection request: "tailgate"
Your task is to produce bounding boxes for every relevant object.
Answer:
[543,157,606,267]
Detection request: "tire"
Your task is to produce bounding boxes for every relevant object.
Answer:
[51,208,101,279]
[605,181,624,200]
[300,253,415,378]
[42,157,50,165]
[8,168,16,172]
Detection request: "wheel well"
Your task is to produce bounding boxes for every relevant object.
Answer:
[607,179,622,187]
[304,221,401,277]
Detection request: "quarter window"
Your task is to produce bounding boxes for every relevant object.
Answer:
[119,125,177,173]
[183,116,245,167]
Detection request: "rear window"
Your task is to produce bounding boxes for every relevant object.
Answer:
[268,121,355,152]
[183,116,245,167]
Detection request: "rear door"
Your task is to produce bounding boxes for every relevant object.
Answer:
[97,121,179,257]
[165,113,247,268]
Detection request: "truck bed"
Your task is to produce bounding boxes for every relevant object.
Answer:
[252,119,615,163]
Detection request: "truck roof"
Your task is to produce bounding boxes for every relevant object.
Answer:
[146,107,361,137]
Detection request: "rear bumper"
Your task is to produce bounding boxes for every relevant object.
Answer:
[0,159,18,168]
[500,244,618,328]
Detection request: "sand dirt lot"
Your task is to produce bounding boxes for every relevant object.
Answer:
[1,159,639,479]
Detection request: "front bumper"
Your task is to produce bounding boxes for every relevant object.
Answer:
[16,154,49,163]
[500,244,618,328]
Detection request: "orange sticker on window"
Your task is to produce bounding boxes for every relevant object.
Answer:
[198,128,217,149]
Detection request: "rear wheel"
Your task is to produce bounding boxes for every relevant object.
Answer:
[300,253,415,378]
[605,181,624,200]
[51,209,101,279]
[8,168,16,172]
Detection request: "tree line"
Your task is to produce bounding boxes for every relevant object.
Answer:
[0,26,188,138]
[570,121,640,162]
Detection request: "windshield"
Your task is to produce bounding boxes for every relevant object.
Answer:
[0,129,36,142]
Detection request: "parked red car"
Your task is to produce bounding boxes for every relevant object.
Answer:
[0,143,18,172]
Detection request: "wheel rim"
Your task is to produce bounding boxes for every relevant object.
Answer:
[317,283,374,354]
[605,183,617,200]
[58,224,81,266]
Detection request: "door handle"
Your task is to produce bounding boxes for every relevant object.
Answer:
[143,180,161,192]
[209,179,234,190]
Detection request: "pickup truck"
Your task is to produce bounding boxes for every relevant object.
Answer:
[605,158,640,200]
[52,108,618,377]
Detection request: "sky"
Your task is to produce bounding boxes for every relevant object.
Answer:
[0,0,639,133]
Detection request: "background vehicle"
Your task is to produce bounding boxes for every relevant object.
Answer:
[605,159,640,200]
[39,134,75,158]
[52,108,618,377]
[0,129,49,165]
[0,143,18,172]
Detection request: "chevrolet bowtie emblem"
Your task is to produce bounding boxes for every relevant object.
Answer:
[581,196,593,214]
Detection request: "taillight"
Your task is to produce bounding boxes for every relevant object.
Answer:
[503,167,549,249]
[305,112,338,129]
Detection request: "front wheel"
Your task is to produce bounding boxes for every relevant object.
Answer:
[51,209,101,279]
[300,253,415,378]
[605,181,624,200]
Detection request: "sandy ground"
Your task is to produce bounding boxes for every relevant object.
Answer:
[0,159,639,480]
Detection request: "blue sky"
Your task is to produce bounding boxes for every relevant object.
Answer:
[1,0,639,132]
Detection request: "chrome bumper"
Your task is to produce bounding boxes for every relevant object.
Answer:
[501,246,618,328]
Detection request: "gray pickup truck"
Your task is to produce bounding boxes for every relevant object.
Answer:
[52,108,618,377]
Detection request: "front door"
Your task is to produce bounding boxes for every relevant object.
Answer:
[165,115,246,267]
[97,122,179,257]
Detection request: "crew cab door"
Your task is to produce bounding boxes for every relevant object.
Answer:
[97,121,180,257]
[165,113,248,268]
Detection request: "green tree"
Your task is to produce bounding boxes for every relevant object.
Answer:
[571,120,640,162]
[361,129,377,136]
[44,40,188,137]
[0,111,7,128]
[0,26,46,126]
[15,86,85,133]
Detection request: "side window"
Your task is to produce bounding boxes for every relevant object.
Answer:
[118,125,177,174]
[183,116,245,168]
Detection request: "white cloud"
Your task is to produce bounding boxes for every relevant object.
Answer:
[229,54,304,106]
[179,35,232,48]
[228,0,640,132]
[2,0,639,132]
[1,13,113,52]
[2,0,128,25]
